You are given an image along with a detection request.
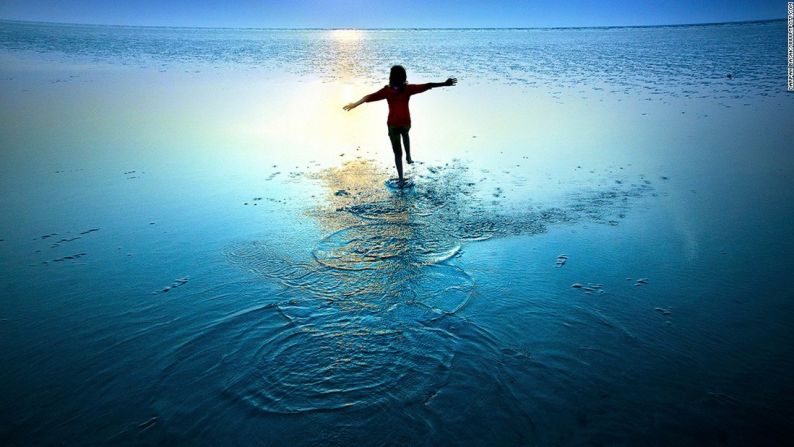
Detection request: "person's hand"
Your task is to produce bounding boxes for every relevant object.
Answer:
[343,102,357,111]
[444,77,457,87]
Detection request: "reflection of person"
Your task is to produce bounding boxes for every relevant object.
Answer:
[344,65,457,187]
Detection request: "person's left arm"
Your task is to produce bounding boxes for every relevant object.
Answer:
[408,78,458,94]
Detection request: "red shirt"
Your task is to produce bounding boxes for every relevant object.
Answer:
[365,83,432,126]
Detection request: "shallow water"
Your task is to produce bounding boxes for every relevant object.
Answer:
[1,19,794,446]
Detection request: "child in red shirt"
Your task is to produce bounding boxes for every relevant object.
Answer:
[344,65,457,187]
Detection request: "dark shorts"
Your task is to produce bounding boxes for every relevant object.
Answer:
[387,125,411,138]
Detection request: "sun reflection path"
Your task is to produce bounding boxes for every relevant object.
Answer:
[326,29,364,81]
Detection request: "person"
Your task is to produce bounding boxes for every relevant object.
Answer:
[343,65,457,186]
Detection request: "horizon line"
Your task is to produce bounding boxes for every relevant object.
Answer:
[0,17,785,32]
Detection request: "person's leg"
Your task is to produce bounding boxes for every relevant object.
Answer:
[402,126,412,164]
[388,127,404,183]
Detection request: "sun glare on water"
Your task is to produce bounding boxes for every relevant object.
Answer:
[331,29,361,41]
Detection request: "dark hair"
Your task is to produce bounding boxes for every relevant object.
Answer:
[389,65,407,92]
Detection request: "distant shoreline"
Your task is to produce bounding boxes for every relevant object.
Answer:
[0,17,785,32]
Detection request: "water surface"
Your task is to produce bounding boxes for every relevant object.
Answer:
[1,19,793,446]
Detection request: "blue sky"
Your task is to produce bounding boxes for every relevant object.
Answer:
[0,0,785,28]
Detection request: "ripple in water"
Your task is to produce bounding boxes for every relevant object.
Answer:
[224,300,456,414]
[153,287,534,444]
[157,159,653,437]
[313,223,461,270]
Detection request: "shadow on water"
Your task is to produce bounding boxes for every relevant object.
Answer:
[154,159,652,445]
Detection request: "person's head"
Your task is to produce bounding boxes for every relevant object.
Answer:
[389,65,407,91]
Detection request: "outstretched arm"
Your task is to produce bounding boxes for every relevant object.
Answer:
[409,78,458,94]
[431,78,458,88]
[343,88,387,111]
[343,96,367,111]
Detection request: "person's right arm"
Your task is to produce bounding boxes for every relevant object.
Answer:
[343,87,387,111]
